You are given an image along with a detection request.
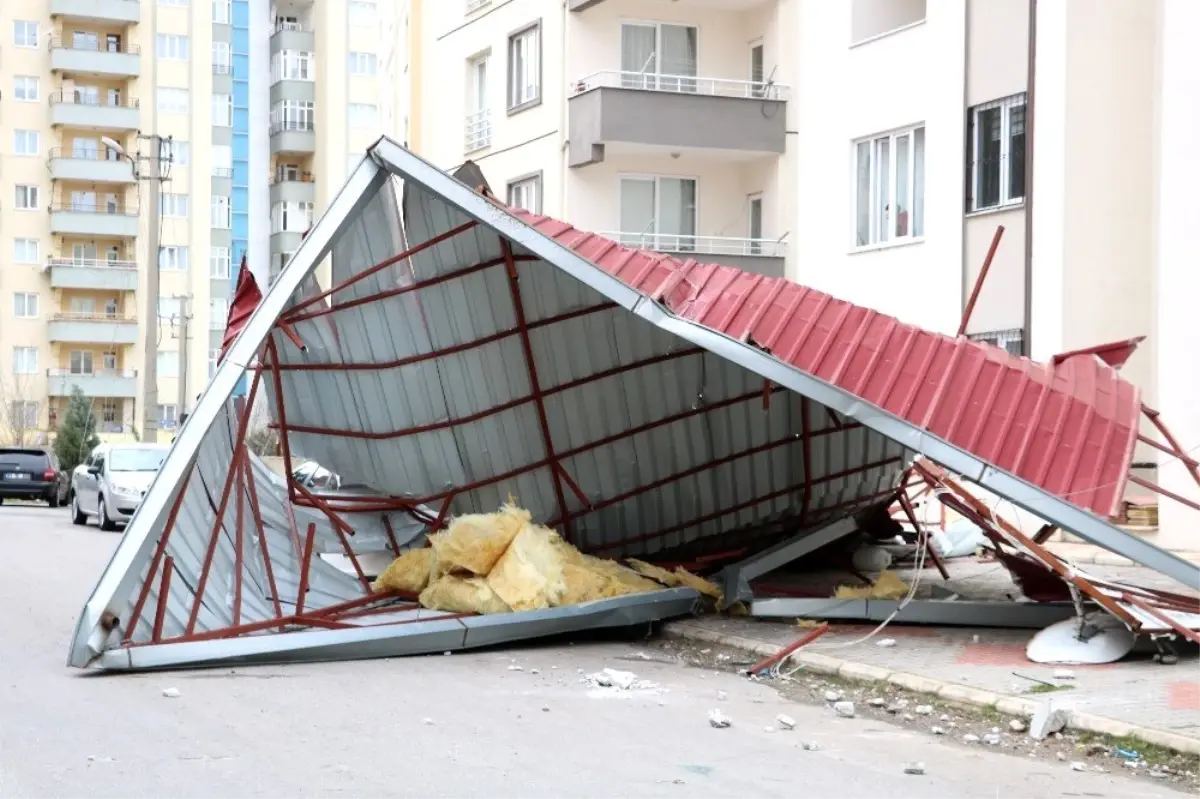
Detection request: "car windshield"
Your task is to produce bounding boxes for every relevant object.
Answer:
[0,450,49,471]
[108,448,168,472]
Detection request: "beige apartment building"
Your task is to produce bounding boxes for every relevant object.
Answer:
[0,0,404,446]
[407,0,1199,548]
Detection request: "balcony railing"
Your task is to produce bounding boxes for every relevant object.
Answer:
[49,146,125,161]
[465,109,491,153]
[270,120,315,135]
[212,167,234,178]
[572,71,790,101]
[50,201,138,216]
[213,63,232,75]
[49,91,140,109]
[47,368,137,379]
[47,257,137,270]
[275,20,312,33]
[51,311,135,322]
[49,37,141,55]
[600,232,788,258]
[270,171,315,185]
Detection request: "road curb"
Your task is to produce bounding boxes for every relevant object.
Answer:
[663,620,1200,756]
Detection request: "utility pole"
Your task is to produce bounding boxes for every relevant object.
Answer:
[140,134,164,443]
[176,294,189,421]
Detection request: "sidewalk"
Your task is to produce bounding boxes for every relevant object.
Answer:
[666,559,1200,755]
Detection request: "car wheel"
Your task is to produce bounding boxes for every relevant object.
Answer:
[71,493,87,526]
[48,490,60,509]
[98,495,117,532]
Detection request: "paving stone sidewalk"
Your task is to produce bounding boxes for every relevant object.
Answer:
[675,559,1200,747]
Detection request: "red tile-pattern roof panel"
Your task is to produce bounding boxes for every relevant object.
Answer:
[510,210,1139,519]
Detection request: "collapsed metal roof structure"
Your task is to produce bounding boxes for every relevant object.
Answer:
[68,138,1200,670]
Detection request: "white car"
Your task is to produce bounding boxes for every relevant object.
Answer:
[70,443,170,531]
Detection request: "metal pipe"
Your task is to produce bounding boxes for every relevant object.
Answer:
[958,225,1006,337]
[123,465,194,643]
[243,447,284,628]
[295,522,317,616]
[1023,0,1038,356]
[151,555,173,643]
[1128,474,1200,513]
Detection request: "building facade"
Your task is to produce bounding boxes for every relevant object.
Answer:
[0,0,404,446]
[407,0,1198,547]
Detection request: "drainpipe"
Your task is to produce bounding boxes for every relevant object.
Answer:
[559,0,569,217]
[1023,0,1037,356]
[961,0,971,332]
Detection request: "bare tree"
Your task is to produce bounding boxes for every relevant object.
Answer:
[0,374,40,447]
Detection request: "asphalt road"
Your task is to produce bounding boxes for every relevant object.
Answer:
[0,503,1184,798]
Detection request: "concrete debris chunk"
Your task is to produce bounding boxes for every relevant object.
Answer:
[1070,761,1086,772]
[876,638,897,648]
[776,714,796,730]
[833,701,855,718]
[868,697,886,707]
[161,687,181,698]
[963,734,981,744]
[802,741,819,751]
[708,709,732,729]
[1056,752,1067,762]
[1029,704,1069,740]
[422,718,434,726]
[1053,668,1076,680]
[716,690,727,701]
[824,690,842,702]
[903,762,926,775]
[931,726,946,735]
[914,704,933,716]
[1009,719,1027,733]
[902,714,915,722]
[508,664,523,671]
[587,668,639,689]
[983,733,1002,746]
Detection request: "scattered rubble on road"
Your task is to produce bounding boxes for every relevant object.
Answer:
[776,714,796,730]
[903,762,926,775]
[833,701,856,718]
[708,709,732,729]
[161,687,180,698]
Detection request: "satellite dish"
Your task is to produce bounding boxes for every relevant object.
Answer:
[1026,612,1136,665]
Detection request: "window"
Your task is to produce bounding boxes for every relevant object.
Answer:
[14,21,37,48]
[14,186,39,211]
[69,296,97,315]
[212,41,231,72]
[271,202,314,233]
[10,402,37,430]
[13,347,37,375]
[212,0,231,23]
[157,297,175,322]
[619,176,697,252]
[158,246,188,271]
[349,1,377,27]
[507,175,541,214]
[212,144,233,176]
[14,76,38,101]
[13,130,39,156]
[969,328,1024,357]
[748,195,764,252]
[272,101,315,131]
[208,349,220,379]
[348,103,378,128]
[348,52,378,76]
[968,93,1026,212]
[466,54,490,152]
[157,88,190,114]
[160,138,189,167]
[212,93,233,126]
[210,299,229,330]
[620,22,697,91]
[507,25,541,110]
[70,351,95,375]
[73,138,100,159]
[158,404,179,427]
[853,125,925,247]
[211,195,232,229]
[157,351,179,378]
[13,293,38,319]
[272,50,315,82]
[103,352,117,371]
[210,247,231,279]
[160,193,189,217]
[156,34,190,60]
[100,399,118,425]
[13,239,38,264]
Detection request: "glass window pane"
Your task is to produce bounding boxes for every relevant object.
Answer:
[895,133,910,238]
[619,178,655,247]
[1008,103,1026,202]
[976,106,1002,208]
[855,141,871,247]
[874,138,891,242]
[913,127,926,236]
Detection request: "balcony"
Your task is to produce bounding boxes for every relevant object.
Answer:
[270,173,316,206]
[49,202,139,238]
[465,110,491,153]
[47,369,137,399]
[50,92,140,131]
[270,232,306,256]
[50,0,141,24]
[48,148,136,184]
[270,121,316,155]
[48,313,138,345]
[601,233,787,277]
[50,39,141,79]
[271,21,315,54]
[568,72,788,167]
[46,258,139,291]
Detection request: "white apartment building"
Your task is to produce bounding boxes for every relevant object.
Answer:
[0,0,404,446]
[408,0,1199,548]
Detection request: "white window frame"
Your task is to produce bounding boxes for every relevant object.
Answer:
[619,21,699,91]
[13,293,38,319]
[13,347,38,375]
[159,403,179,427]
[160,139,190,167]
[852,124,926,248]
[968,93,1027,212]
[212,0,231,23]
[69,350,95,376]
[14,76,38,102]
[13,130,39,156]
[14,239,38,264]
[160,193,189,218]
[212,41,231,71]
[212,93,233,127]
[14,185,39,211]
[507,24,541,110]
[13,21,37,49]
[211,195,232,229]
[272,101,315,131]
[212,144,233,175]
[272,50,315,83]
[210,247,231,279]
[507,175,541,214]
[156,34,190,61]
[618,174,699,252]
[158,246,188,271]
[156,87,190,114]
[348,52,378,76]
[210,299,229,330]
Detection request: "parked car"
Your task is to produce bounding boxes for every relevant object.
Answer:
[70,443,170,530]
[290,460,377,495]
[0,448,69,507]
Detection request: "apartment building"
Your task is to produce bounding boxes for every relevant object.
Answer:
[0,0,404,446]
[408,0,1198,547]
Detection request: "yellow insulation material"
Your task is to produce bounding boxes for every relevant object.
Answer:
[486,523,569,611]
[627,558,723,602]
[419,575,511,615]
[558,554,665,605]
[834,571,910,600]
[428,503,530,577]
[371,547,435,594]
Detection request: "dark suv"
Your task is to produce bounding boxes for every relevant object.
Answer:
[0,448,69,507]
